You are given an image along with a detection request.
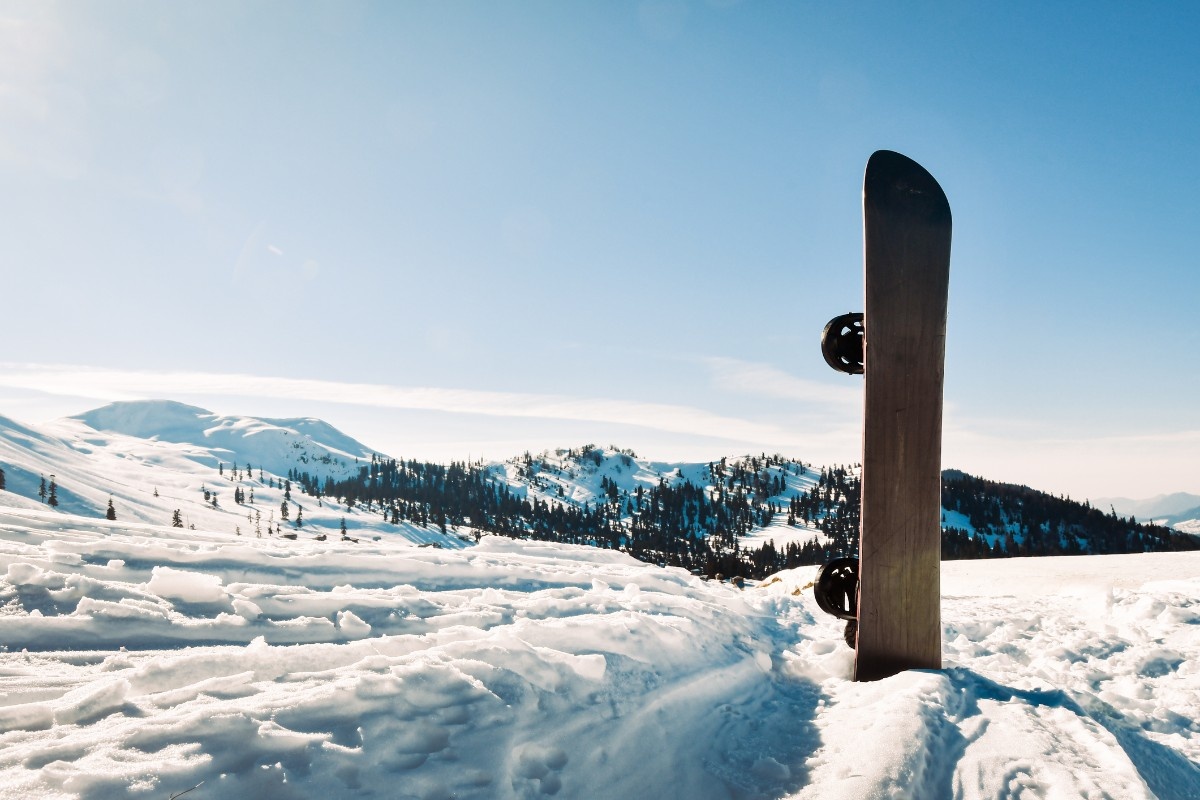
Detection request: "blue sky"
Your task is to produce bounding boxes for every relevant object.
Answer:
[1,1,1196,500]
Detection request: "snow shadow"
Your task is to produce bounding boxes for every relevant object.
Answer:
[946,666,1086,718]
[1081,696,1200,800]
[51,657,824,800]
[945,667,1200,800]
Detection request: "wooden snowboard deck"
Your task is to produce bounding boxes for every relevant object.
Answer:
[854,150,952,682]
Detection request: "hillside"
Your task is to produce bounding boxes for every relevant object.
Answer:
[1096,491,1200,520]
[0,402,1195,581]
[940,470,1196,557]
[1097,491,1200,535]
[0,402,461,548]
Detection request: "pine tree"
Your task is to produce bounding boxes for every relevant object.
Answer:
[39,475,47,502]
[106,498,116,521]
[0,466,5,490]
[48,477,59,507]
[295,507,303,528]
[280,501,289,521]
[172,509,184,528]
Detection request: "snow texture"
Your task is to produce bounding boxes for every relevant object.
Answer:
[1,507,1198,799]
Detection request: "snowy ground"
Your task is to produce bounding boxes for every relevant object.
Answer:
[1,508,1198,799]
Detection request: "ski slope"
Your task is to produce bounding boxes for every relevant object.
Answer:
[1,507,1197,799]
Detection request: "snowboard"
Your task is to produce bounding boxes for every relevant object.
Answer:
[819,150,951,682]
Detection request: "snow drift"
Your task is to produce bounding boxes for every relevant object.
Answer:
[0,506,1197,799]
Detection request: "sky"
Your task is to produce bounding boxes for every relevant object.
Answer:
[1,0,1197,501]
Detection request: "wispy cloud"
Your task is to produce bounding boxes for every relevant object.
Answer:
[4,362,1192,498]
[704,356,861,407]
[0,363,802,446]
[698,357,1199,498]
[942,412,1200,500]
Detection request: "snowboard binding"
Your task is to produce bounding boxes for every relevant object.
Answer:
[820,313,864,375]
[814,557,859,649]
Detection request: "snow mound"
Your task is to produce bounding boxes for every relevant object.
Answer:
[145,565,228,603]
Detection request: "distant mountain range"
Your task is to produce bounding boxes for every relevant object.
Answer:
[1094,492,1200,533]
[1,400,1196,578]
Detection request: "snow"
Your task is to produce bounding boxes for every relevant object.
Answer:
[73,400,375,477]
[1,506,1198,799]
[0,406,466,547]
[506,446,830,551]
[1176,518,1200,536]
[145,566,229,604]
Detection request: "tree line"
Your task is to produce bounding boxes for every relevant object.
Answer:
[2,451,1195,582]
[281,451,1196,579]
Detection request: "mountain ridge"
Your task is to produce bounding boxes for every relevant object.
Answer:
[0,401,1196,577]
[73,400,376,470]
[1094,491,1200,520]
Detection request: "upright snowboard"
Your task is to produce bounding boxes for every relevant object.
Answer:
[818,150,951,682]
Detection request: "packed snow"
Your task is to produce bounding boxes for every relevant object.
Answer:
[1,507,1197,799]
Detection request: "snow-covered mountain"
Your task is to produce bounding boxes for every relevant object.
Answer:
[1156,504,1200,536]
[73,400,375,478]
[489,445,825,551]
[1095,491,1200,536]
[0,401,1195,570]
[1096,491,1200,521]
[1170,513,1200,536]
[0,402,844,572]
[0,401,457,547]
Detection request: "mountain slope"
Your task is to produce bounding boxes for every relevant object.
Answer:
[1,404,1196,577]
[1162,506,1200,535]
[1093,491,1200,535]
[0,404,461,548]
[941,470,1198,557]
[74,400,375,478]
[1095,491,1200,520]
